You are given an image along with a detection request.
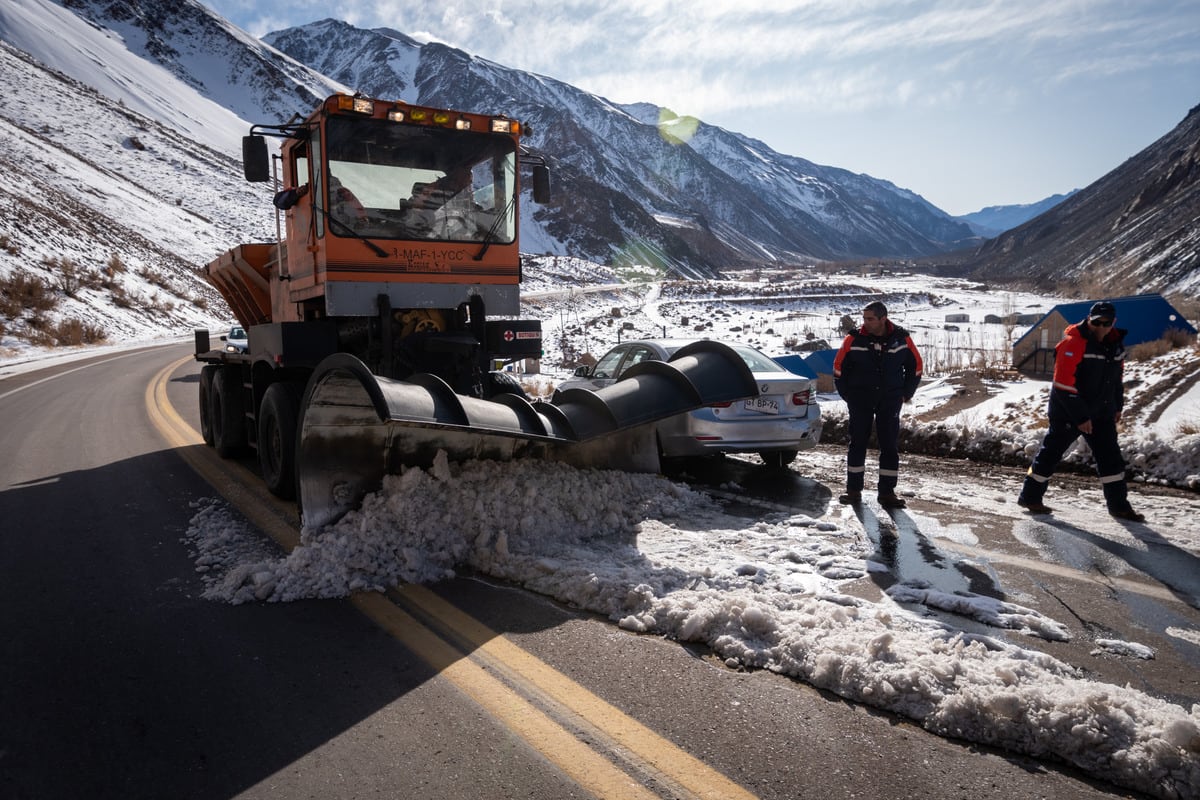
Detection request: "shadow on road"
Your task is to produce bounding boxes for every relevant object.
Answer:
[0,447,567,799]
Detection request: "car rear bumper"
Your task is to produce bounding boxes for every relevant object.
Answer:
[657,408,822,457]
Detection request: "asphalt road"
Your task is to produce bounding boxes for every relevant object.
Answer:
[0,343,1158,799]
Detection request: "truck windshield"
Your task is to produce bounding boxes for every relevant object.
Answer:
[324,116,518,245]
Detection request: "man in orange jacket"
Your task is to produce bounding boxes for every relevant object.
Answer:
[1018,301,1144,521]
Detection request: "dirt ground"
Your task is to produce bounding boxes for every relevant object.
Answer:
[913,369,993,423]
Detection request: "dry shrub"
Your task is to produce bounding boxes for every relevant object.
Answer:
[110,283,133,308]
[1,269,57,317]
[138,265,173,290]
[520,379,549,398]
[1127,329,1197,362]
[50,318,107,346]
[1127,338,1172,362]
[1164,327,1195,347]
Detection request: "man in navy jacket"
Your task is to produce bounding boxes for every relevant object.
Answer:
[1018,301,1144,521]
[833,301,923,508]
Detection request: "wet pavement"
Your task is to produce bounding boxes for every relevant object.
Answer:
[679,445,1200,707]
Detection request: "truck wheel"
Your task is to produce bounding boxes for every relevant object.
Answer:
[198,365,219,446]
[211,367,246,458]
[487,370,528,399]
[759,450,798,469]
[257,382,303,499]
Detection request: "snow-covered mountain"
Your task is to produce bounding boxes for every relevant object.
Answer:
[264,19,978,275]
[2,0,1195,354]
[954,191,1078,238]
[12,0,984,262]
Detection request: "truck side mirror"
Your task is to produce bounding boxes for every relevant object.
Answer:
[243,135,270,183]
[532,165,551,204]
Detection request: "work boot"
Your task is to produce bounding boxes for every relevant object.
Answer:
[838,491,862,505]
[1017,496,1052,514]
[1109,506,1145,522]
[877,492,907,509]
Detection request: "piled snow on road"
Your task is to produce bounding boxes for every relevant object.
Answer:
[185,451,1200,799]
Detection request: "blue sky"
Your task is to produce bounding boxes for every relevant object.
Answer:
[201,0,1199,216]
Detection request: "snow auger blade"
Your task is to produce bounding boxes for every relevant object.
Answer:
[296,341,757,529]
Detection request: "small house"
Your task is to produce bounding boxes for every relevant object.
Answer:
[985,312,1043,325]
[1012,294,1196,376]
[945,313,970,323]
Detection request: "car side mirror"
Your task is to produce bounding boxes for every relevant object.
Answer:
[573,365,591,377]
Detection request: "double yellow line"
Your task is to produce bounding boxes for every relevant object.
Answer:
[147,356,757,800]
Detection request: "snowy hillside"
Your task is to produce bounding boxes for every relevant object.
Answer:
[0,39,258,344]
[0,0,351,346]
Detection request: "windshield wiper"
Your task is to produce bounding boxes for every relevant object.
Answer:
[473,195,515,261]
[313,201,389,258]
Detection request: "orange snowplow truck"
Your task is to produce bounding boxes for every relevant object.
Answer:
[195,93,756,529]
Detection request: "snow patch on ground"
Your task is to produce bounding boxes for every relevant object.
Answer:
[183,452,1200,800]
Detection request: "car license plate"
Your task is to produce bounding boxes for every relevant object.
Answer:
[743,397,779,414]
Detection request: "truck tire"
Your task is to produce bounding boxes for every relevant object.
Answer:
[759,449,798,469]
[257,381,303,499]
[487,370,527,399]
[198,365,219,445]
[211,366,246,458]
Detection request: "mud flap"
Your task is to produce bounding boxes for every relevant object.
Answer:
[296,342,756,529]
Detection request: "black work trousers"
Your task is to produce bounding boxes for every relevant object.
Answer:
[845,395,903,494]
[1020,415,1130,510]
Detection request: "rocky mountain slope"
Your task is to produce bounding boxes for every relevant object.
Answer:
[946,105,1200,299]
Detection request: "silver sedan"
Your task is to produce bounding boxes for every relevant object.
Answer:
[555,338,821,468]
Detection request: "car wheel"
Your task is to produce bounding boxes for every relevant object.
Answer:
[258,382,303,499]
[759,449,798,469]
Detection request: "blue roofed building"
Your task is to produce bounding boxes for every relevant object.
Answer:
[1013,294,1196,376]
[775,350,837,392]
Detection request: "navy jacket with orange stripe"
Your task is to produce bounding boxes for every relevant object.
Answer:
[833,321,923,402]
[1049,319,1127,425]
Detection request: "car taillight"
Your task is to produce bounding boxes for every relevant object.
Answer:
[791,390,810,405]
[708,401,732,408]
